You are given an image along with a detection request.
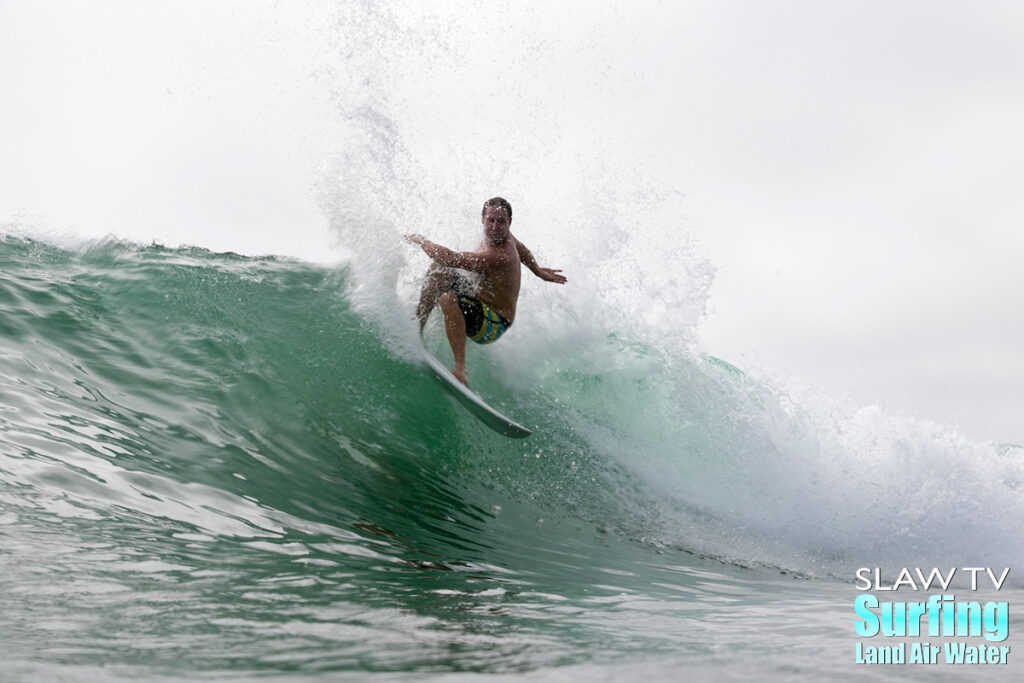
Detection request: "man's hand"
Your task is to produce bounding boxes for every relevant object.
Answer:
[403,233,426,246]
[537,267,567,284]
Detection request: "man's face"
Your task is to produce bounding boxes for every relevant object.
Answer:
[482,206,511,245]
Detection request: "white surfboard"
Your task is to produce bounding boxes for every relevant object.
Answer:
[417,342,531,439]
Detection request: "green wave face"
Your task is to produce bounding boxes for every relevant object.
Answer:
[0,237,742,675]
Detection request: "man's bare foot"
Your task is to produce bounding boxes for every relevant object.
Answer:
[451,367,469,387]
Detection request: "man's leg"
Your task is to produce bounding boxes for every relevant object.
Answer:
[438,292,469,386]
[415,264,453,332]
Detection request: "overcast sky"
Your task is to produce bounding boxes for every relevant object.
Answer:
[1,1,1021,443]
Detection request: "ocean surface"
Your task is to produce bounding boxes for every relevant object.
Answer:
[1,235,1021,681]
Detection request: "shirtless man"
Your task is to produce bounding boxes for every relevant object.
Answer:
[404,197,567,386]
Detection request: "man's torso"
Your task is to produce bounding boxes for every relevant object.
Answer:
[472,238,521,324]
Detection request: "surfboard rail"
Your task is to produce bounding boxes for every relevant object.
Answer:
[417,342,531,439]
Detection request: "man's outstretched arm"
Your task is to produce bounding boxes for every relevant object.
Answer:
[404,234,489,272]
[515,238,567,284]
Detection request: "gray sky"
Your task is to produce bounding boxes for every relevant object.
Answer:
[1,1,1021,443]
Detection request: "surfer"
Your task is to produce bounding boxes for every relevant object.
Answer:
[404,197,567,387]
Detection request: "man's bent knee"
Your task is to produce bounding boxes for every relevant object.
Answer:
[438,291,459,310]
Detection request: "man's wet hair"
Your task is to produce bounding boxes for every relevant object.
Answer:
[482,197,512,221]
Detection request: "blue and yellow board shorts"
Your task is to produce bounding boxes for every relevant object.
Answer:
[457,296,511,345]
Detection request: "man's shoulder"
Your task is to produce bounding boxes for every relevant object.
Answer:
[479,240,518,260]
[500,241,521,264]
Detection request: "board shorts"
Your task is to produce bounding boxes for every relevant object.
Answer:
[448,270,511,344]
[457,296,511,345]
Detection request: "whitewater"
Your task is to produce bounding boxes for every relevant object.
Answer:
[3,1,1024,680]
